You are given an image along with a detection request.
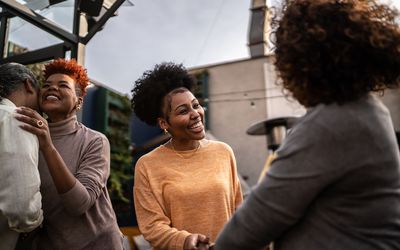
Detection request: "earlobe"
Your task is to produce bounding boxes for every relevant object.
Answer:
[157,117,168,131]
[76,97,83,110]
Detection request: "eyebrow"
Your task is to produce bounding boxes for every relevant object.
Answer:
[45,80,70,84]
[173,98,198,111]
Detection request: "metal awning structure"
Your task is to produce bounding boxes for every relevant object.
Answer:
[0,0,128,65]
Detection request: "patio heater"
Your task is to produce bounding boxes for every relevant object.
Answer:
[246,116,298,182]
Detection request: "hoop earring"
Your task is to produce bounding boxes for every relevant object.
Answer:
[164,129,168,134]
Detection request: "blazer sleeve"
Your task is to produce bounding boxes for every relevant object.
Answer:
[60,135,110,215]
[134,158,191,250]
[215,122,345,249]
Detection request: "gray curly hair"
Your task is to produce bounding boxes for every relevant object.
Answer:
[0,62,38,101]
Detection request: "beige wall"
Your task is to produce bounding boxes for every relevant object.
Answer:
[380,89,400,132]
[206,58,268,186]
[191,56,304,186]
[191,57,400,187]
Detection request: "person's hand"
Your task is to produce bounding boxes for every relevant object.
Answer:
[184,234,210,250]
[199,242,215,250]
[14,107,53,152]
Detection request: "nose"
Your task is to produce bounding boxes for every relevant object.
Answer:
[48,85,58,90]
[190,108,201,119]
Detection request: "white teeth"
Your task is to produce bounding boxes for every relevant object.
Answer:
[46,95,59,101]
[189,121,202,129]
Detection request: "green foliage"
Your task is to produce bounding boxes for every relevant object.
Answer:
[105,94,133,205]
[26,62,47,84]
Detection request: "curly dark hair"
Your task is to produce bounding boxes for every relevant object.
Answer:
[131,62,196,126]
[273,0,400,107]
[44,59,89,97]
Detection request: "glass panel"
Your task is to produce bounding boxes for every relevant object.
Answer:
[35,0,74,32]
[18,0,74,32]
[7,17,63,57]
[122,0,134,6]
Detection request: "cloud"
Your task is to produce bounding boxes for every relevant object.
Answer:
[85,0,250,94]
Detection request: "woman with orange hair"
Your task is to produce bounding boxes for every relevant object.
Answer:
[15,59,123,249]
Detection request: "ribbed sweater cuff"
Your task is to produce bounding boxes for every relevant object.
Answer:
[174,230,191,250]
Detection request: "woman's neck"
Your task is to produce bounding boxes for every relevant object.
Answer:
[169,138,201,151]
[46,111,76,123]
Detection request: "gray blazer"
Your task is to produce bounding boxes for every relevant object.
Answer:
[216,95,400,250]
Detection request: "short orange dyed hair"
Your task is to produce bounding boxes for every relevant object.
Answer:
[44,58,89,96]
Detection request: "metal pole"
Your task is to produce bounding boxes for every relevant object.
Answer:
[0,11,9,59]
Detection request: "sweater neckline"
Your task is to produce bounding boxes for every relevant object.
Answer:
[161,139,210,154]
[48,115,79,136]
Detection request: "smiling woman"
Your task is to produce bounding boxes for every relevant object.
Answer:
[131,62,243,250]
[15,59,123,250]
[40,73,83,122]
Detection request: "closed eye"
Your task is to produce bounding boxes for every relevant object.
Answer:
[60,83,71,88]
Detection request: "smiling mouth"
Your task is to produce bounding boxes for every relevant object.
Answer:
[188,120,203,129]
[44,95,60,101]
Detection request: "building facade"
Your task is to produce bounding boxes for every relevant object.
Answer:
[189,55,305,187]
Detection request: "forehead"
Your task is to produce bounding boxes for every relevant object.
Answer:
[46,73,75,84]
[169,90,196,106]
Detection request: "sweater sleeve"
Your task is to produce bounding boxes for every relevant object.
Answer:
[215,122,345,249]
[134,158,191,250]
[60,135,110,215]
[228,145,243,210]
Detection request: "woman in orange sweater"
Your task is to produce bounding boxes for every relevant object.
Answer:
[131,62,243,250]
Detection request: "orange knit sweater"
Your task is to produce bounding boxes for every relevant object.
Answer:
[134,140,243,250]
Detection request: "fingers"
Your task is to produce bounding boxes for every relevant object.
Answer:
[14,113,38,126]
[185,234,212,250]
[15,107,47,128]
[197,234,210,243]
[15,116,42,134]
[184,235,198,250]
[15,106,38,118]
[197,235,210,250]
[14,109,47,137]
[197,242,209,250]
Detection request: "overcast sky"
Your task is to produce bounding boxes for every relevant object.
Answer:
[84,0,400,95]
[85,0,251,95]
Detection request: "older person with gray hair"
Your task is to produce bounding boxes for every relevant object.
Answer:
[0,62,43,250]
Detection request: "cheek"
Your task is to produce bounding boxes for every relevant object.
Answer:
[199,108,205,117]
[67,91,79,102]
[39,89,45,98]
[170,117,189,130]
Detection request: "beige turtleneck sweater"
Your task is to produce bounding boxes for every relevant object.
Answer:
[35,115,122,250]
[134,140,243,250]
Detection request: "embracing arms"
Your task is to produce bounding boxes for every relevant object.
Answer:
[15,107,111,216]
